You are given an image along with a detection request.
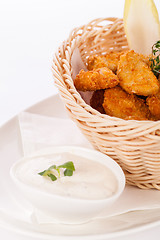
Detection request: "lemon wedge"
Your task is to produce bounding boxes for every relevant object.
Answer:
[123,0,160,55]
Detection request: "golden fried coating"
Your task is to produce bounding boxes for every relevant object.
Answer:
[139,54,151,66]
[87,52,123,73]
[74,67,119,91]
[146,92,160,120]
[90,90,105,114]
[117,50,159,96]
[103,86,150,120]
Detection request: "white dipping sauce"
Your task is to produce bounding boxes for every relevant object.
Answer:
[15,152,118,200]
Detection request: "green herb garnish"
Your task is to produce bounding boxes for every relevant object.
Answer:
[150,40,160,77]
[38,161,75,181]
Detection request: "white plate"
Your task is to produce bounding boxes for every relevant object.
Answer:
[1,94,160,240]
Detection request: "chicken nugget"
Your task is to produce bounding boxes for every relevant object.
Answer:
[103,86,150,120]
[146,92,160,120]
[90,90,105,114]
[74,67,119,91]
[117,50,159,96]
[87,52,123,73]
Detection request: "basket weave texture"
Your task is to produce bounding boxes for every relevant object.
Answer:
[52,18,160,190]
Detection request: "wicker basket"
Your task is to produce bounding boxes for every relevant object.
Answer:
[52,18,160,190]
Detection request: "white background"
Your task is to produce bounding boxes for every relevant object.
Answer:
[1,0,160,239]
[0,0,127,125]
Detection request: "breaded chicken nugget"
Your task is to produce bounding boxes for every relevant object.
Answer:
[146,92,160,120]
[90,90,105,114]
[117,50,159,96]
[103,86,150,120]
[87,52,123,73]
[74,67,119,91]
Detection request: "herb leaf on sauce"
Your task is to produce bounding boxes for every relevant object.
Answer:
[38,161,75,181]
[64,169,74,176]
[48,173,57,181]
[58,161,75,171]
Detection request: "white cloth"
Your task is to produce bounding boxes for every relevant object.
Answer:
[18,112,92,156]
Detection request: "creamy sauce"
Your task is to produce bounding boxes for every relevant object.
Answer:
[15,152,118,200]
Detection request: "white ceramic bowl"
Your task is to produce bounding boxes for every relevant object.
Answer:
[10,146,125,224]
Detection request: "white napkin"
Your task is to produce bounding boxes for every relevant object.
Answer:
[18,112,92,156]
[71,47,94,105]
[18,111,160,224]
